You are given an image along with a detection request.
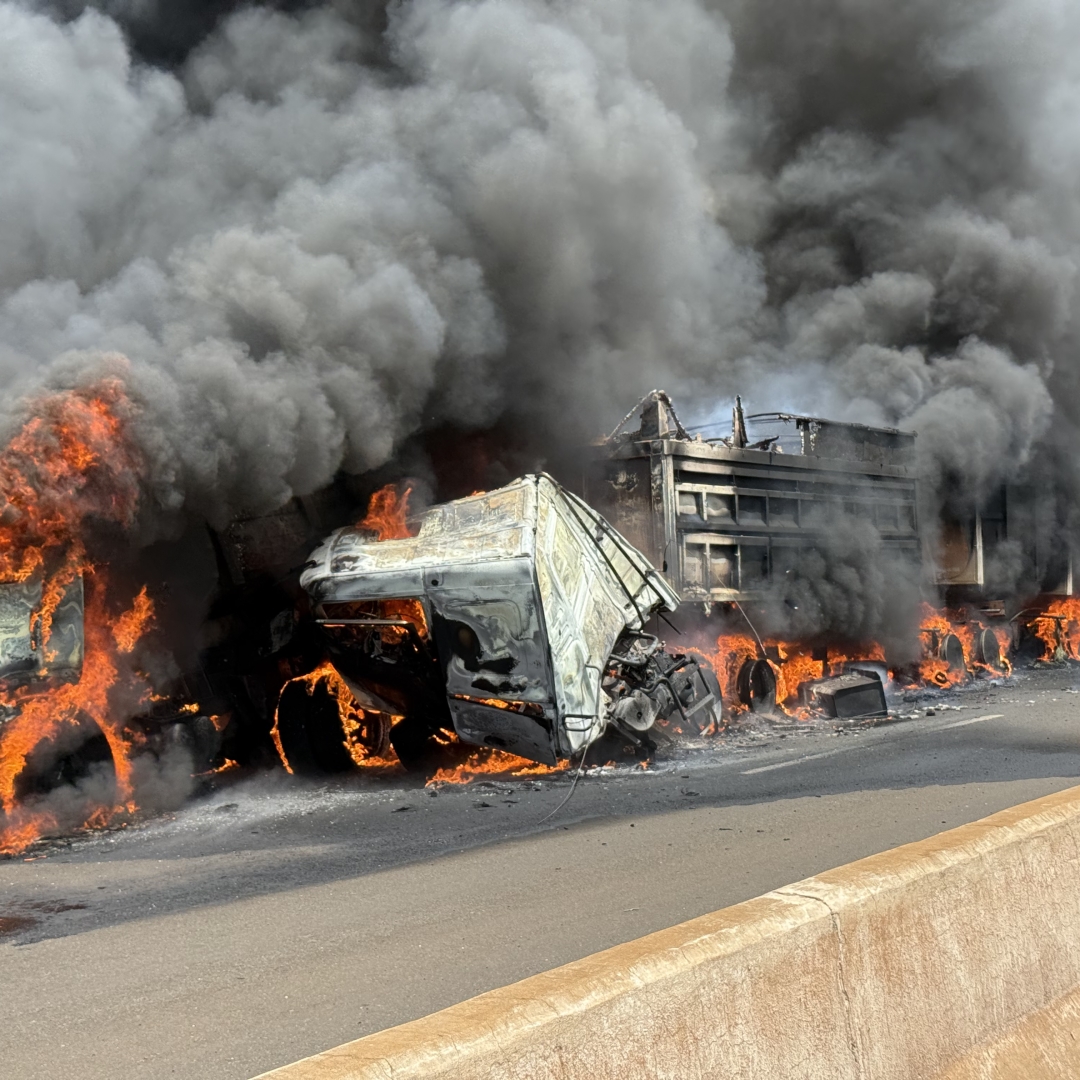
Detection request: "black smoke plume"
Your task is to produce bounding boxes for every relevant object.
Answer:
[3,0,1078,638]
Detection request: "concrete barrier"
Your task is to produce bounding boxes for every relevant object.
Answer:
[255,785,1080,1080]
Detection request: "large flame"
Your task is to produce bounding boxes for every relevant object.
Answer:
[700,634,882,719]
[707,633,759,707]
[700,603,1010,720]
[0,383,158,856]
[914,602,1012,684]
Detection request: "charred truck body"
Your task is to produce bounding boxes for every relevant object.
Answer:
[582,392,1073,614]
[0,579,84,689]
[299,474,721,765]
[583,391,920,610]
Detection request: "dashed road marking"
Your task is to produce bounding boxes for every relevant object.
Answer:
[741,750,841,776]
[940,713,1004,730]
[738,713,1007,775]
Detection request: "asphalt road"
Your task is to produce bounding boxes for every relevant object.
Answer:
[3,667,1080,1080]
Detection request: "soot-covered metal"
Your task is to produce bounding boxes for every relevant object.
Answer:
[300,474,722,766]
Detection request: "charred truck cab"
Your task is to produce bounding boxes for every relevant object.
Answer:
[300,474,721,766]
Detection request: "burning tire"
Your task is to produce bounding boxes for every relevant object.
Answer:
[939,633,967,675]
[274,678,359,775]
[974,628,1004,671]
[14,725,114,802]
[736,658,777,713]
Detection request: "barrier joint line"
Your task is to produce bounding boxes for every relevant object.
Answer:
[781,888,865,1078]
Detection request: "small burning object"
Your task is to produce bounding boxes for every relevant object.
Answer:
[299,474,721,767]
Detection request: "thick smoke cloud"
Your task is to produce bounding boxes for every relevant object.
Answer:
[2,0,1079,636]
[0,0,762,532]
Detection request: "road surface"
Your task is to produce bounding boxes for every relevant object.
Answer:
[2,667,1079,1079]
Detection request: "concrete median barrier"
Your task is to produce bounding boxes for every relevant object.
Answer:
[255,785,1080,1080]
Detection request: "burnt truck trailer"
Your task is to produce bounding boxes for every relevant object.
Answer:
[583,391,920,609]
[581,391,1074,615]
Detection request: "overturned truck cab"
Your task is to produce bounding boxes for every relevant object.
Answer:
[300,474,721,767]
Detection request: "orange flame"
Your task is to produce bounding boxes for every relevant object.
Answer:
[697,636,838,718]
[705,633,759,708]
[772,648,824,707]
[196,758,239,777]
[271,666,568,785]
[912,602,1013,684]
[320,597,429,645]
[0,383,157,856]
[1031,599,1080,662]
[426,746,568,786]
[0,579,153,855]
[271,661,401,774]
[359,484,415,541]
[112,586,154,653]
[698,604,1010,720]
[914,604,964,687]
[0,816,56,857]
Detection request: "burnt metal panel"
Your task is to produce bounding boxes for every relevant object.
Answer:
[583,457,656,566]
[0,576,83,688]
[802,672,888,719]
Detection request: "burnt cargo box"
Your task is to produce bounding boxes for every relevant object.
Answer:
[583,392,919,606]
[801,672,888,720]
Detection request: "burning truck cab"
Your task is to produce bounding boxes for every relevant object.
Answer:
[299,474,721,766]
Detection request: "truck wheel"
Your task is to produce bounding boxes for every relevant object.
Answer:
[974,628,1004,670]
[736,658,777,713]
[274,679,354,775]
[938,633,967,675]
[685,663,723,733]
[14,728,114,802]
[347,711,392,762]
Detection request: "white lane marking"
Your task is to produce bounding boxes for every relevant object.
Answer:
[739,712,1007,775]
[741,750,840,775]
[940,713,1004,730]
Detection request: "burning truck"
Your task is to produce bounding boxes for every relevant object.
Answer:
[0,457,726,855]
[294,474,722,768]
[576,391,1079,715]
[0,384,1072,853]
